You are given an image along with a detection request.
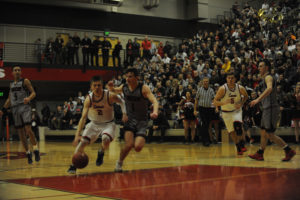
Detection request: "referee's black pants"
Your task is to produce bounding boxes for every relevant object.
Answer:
[198,106,213,145]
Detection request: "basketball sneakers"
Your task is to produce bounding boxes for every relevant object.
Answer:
[67,165,77,174]
[96,151,104,166]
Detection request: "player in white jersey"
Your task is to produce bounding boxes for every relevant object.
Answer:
[68,76,127,174]
[213,72,248,155]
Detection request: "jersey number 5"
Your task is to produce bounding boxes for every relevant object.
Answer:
[230,98,234,104]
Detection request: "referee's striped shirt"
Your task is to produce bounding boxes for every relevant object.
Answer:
[196,87,215,108]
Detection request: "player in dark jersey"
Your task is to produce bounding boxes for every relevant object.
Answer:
[0,66,40,164]
[108,68,158,172]
[249,60,296,161]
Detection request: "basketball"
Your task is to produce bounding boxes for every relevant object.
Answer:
[72,152,89,169]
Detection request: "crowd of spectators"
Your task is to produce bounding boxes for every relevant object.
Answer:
[3,0,298,145]
[40,92,85,130]
[113,0,300,144]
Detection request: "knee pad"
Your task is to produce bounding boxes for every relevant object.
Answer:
[101,134,111,144]
[233,121,243,136]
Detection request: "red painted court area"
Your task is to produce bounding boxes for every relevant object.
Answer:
[10,165,300,200]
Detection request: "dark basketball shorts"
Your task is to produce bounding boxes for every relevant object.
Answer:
[11,104,32,128]
[261,106,280,133]
[124,118,148,138]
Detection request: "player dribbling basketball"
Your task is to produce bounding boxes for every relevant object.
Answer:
[67,76,127,173]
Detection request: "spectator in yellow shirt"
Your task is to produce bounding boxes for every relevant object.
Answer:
[222,57,231,72]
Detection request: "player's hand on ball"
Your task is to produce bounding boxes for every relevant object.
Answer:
[150,112,158,119]
[24,97,30,104]
[122,114,128,123]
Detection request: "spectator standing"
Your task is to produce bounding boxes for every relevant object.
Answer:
[54,34,64,64]
[72,32,81,65]
[92,36,101,67]
[102,37,112,67]
[81,33,91,67]
[112,40,122,67]
[142,36,151,60]
[126,39,134,66]
[66,37,75,65]
[132,38,140,63]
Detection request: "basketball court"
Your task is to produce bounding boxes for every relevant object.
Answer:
[0,140,299,200]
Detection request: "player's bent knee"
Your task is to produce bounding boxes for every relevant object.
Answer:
[101,134,111,145]
[233,121,243,136]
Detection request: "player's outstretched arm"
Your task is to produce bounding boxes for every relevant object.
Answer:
[110,93,128,122]
[143,85,158,119]
[107,81,123,94]
[73,97,90,146]
[213,86,231,107]
[24,79,36,104]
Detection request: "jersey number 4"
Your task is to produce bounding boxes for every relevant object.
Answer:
[97,110,103,115]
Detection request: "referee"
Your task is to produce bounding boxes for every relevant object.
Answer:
[194,77,215,146]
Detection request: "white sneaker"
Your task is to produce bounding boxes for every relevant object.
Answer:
[114,161,123,172]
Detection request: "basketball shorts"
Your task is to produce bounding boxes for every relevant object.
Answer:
[261,106,280,132]
[11,104,32,128]
[124,118,148,138]
[221,109,242,133]
[82,121,116,144]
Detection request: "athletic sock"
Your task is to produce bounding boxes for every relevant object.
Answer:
[257,148,264,154]
[283,145,291,153]
[236,144,241,152]
[239,140,245,148]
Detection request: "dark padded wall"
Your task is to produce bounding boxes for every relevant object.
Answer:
[0,2,217,38]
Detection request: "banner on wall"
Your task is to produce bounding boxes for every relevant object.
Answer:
[0,42,3,67]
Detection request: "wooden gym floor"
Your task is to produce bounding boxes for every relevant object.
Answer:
[0,139,300,200]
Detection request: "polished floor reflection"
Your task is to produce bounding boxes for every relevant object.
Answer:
[0,140,300,200]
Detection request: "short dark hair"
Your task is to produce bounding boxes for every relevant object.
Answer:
[90,76,102,84]
[262,59,271,68]
[225,72,236,78]
[126,68,139,77]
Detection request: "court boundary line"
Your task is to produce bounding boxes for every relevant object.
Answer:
[90,168,296,194]
[1,180,121,200]
[2,163,297,181]
[3,165,300,199]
